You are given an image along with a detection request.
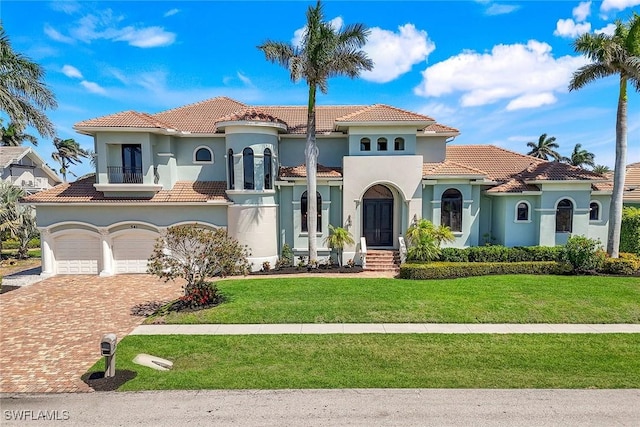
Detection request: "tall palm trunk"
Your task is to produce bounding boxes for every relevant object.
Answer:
[608,76,628,257]
[306,85,318,262]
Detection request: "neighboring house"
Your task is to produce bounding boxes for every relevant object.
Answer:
[23,97,612,277]
[1,146,62,194]
[624,162,640,207]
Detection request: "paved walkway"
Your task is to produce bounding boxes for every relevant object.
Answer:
[0,275,183,393]
[132,323,640,335]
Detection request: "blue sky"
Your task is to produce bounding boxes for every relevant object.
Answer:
[2,0,639,179]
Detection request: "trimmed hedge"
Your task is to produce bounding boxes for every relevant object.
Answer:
[621,207,640,255]
[439,245,563,263]
[2,238,40,250]
[399,261,571,280]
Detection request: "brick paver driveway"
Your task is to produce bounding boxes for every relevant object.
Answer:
[0,275,182,393]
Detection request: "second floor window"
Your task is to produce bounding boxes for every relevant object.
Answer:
[243,148,254,190]
[122,144,142,183]
[377,137,388,151]
[194,147,213,163]
[227,149,234,189]
[360,138,371,151]
[264,148,272,190]
[517,202,530,221]
[589,201,600,221]
[301,191,322,233]
[394,137,405,151]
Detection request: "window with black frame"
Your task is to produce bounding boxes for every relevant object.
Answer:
[556,199,573,232]
[441,189,462,232]
[264,148,272,190]
[301,191,322,233]
[243,147,254,190]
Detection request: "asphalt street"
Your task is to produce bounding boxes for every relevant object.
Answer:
[2,389,639,426]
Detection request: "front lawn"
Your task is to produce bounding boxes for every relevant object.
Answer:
[155,275,640,324]
[88,334,640,390]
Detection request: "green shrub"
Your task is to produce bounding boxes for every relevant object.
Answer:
[620,207,640,255]
[560,236,605,274]
[2,238,40,250]
[278,244,294,268]
[399,261,570,280]
[437,245,563,263]
[439,247,469,262]
[178,282,223,310]
[600,258,640,275]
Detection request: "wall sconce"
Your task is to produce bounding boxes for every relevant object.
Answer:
[345,215,352,227]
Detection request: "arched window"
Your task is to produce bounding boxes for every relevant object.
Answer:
[377,137,388,151]
[556,199,573,232]
[394,137,405,151]
[193,146,213,163]
[243,147,254,190]
[227,149,234,189]
[301,191,322,233]
[264,148,272,190]
[516,201,530,222]
[360,137,371,151]
[441,189,462,232]
[589,201,600,221]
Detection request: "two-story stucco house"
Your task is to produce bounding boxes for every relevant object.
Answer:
[23,97,611,277]
[1,146,62,194]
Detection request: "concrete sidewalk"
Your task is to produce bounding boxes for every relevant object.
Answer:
[131,323,640,335]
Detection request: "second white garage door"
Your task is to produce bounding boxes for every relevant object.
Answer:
[112,233,158,274]
[55,234,101,275]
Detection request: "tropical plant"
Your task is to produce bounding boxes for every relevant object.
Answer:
[562,143,595,168]
[569,14,640,257]
[405,219,455,262]
[0,120,37,146]
[0,182,25,256]
[0,25,57,138]
[258,0,372,263]
[14,206,38,259]
[51,137,89,181]
[592,164,611,174]
[560,235,606,274]
[526,133,561,161]
[620,207,640,255]
[324,224,355,266]
[147,224,251,294]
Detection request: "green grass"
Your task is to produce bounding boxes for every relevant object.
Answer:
[90,334,640,390]
[157,275,640,324]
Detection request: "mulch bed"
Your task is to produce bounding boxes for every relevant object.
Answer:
[250,265,364,275]
[81,370,138,391]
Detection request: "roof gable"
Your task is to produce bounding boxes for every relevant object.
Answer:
[335,104,434,123]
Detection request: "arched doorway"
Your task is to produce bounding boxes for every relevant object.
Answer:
[362,184,394,246]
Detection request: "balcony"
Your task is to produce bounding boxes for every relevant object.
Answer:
[94,166,162,194]
[107,166,143,184]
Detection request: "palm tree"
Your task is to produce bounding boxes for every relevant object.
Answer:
[569,14,640,257]
[0,25,57,138]
[51,137,89,182]
[324,225,355,266]
[258,1,372,263]
[593,164,611,174]
[0,182,24,256]
[562,143,596,169]
[405,219,455,262]
[1,120,38,146]
[526,133,562,161]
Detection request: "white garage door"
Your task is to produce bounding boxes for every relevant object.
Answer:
[113,234,158,274]
[56,234,100,275]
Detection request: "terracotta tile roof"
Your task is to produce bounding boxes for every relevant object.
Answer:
[218,108,288,128]
[75,111,176,130]
[423,161,486,177]
[335,104,434,123]
[625,163,640,201]
[518,161,606,181]
[22,176,229,203]
[149,97,248,134]
[446,145,545,182]
[592,182,614,192]
[74,97,455,135]
[486,179,540,193]
[279,164,343,178]
[422,123,460,134]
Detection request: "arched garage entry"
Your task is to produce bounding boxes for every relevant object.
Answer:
[53,231,101,275]
[111,227,159,274]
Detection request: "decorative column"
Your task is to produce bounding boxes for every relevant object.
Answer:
[39,228,54,277]
[98,228,113,276]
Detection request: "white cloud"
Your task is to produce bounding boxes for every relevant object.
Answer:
[164,8,180,17]
[50,1,81,15]
[414,40,589,111]
[554,19,591,38]
[601,0,640,12]
[573,1,592,22]
[80,81,107,95]
[53,9,177,48]
[595,23,617,35]
[61,65,83,79]
[114,26,175,48]
[237,72,254,87]
[485,4,520,15]
[44,24,75,44]
[361,24,435,83]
